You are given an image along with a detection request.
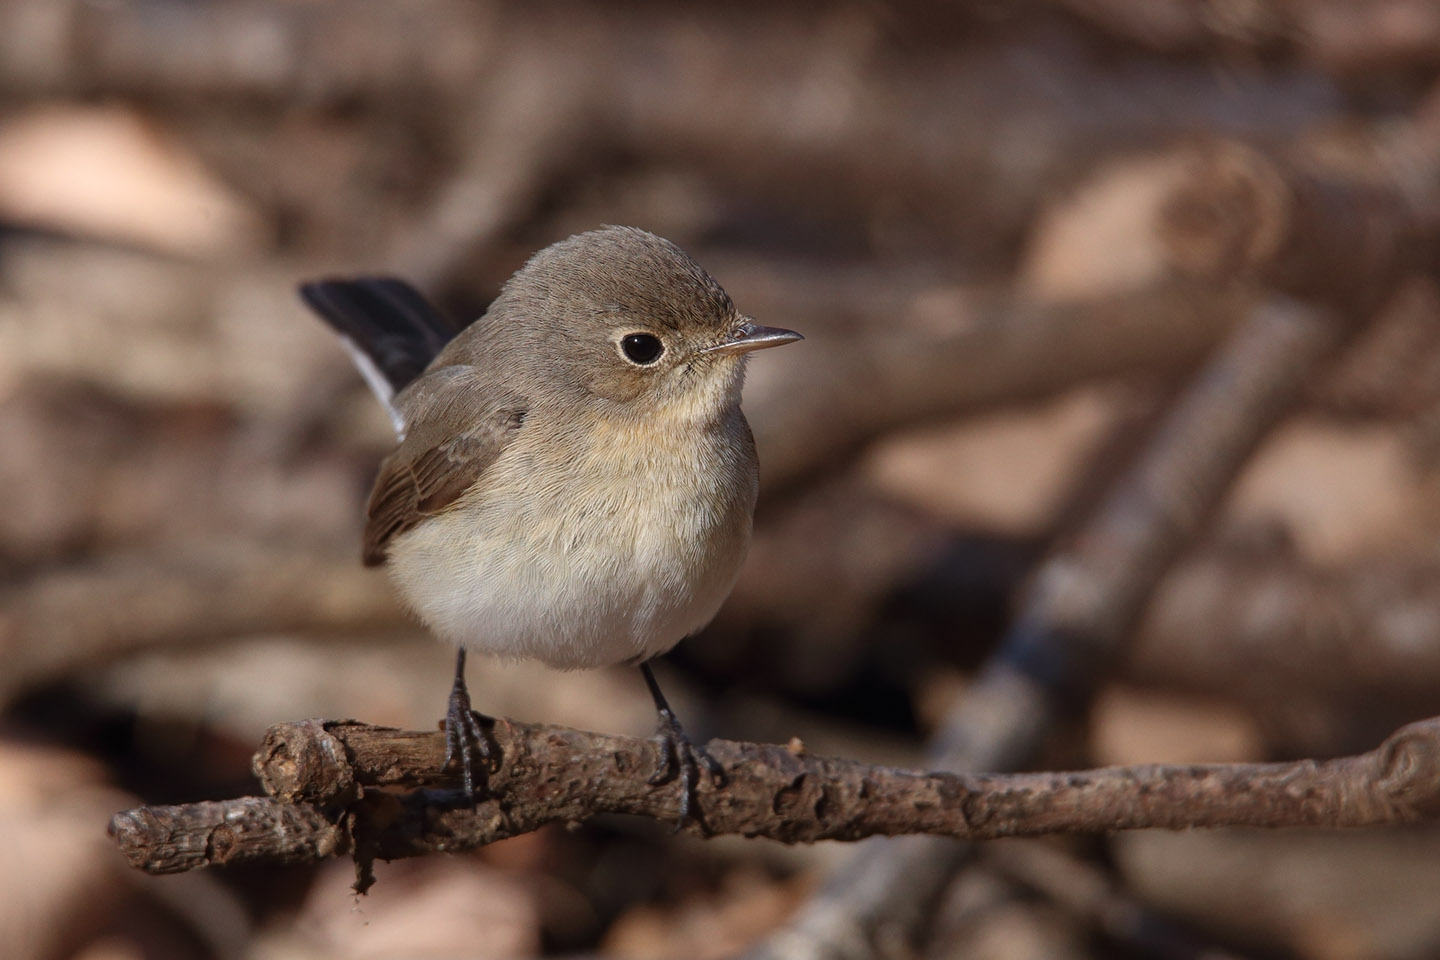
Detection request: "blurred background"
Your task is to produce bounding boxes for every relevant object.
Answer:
[4,1,1440,959]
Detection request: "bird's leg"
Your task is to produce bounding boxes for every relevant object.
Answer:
[641,661,725,828]
[443,649,491,798]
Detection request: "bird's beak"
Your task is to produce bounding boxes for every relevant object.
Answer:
[703,319,804,356]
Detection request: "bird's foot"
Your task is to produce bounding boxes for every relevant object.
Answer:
[648,706,726,829]
[443,671,491,800]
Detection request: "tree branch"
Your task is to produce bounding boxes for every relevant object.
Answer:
[108,715,1440,881]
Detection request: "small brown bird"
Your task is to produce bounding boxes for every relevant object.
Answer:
[299,226,801,818]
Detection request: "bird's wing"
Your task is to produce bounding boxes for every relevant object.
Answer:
[362,365,528,566]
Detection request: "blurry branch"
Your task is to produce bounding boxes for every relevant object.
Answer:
[983,840,1247,960]
[759,125,1437,487]
[108,715,1440,880]
[1050,0,1440,73]
[1156,141,1425,311]
[732,492,1440,757]
[1318,275,1440,419]
[883,536,1440,754]
[0,0,493,102]
[1131,548,1440,751]
[747,291,1360,960]
[0,545,405,704]
[744,122,1423,952]
[741,91,1440,952]
[0,0,1336,269]
[753,282,1245,490]
[384,34,596,289]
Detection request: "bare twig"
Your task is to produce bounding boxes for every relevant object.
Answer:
[109,797,346,876]
[107,715,1440,878]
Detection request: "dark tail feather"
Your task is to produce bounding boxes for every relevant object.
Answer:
[298,277,462,395]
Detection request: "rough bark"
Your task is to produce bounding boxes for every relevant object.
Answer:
[108,715,1440,880]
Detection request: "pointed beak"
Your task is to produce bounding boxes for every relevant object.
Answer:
[703,319,804,356]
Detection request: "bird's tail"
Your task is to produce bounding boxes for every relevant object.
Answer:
[298,277,462,433]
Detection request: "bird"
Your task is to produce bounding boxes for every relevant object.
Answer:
[298,225,802,821]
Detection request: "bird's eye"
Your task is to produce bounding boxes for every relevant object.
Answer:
[619,333,664,365]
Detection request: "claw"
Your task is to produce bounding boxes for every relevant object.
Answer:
[442,650,491,800]
[641,663,725,829]
[649,708,725,827]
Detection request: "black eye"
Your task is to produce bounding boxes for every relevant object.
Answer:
[620,333,664,365]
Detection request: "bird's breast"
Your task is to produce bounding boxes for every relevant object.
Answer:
[386,408,759,669]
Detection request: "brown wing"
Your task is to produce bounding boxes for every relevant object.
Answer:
[362,366,527,565]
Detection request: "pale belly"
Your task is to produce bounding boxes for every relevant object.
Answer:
[384,436,756,669]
